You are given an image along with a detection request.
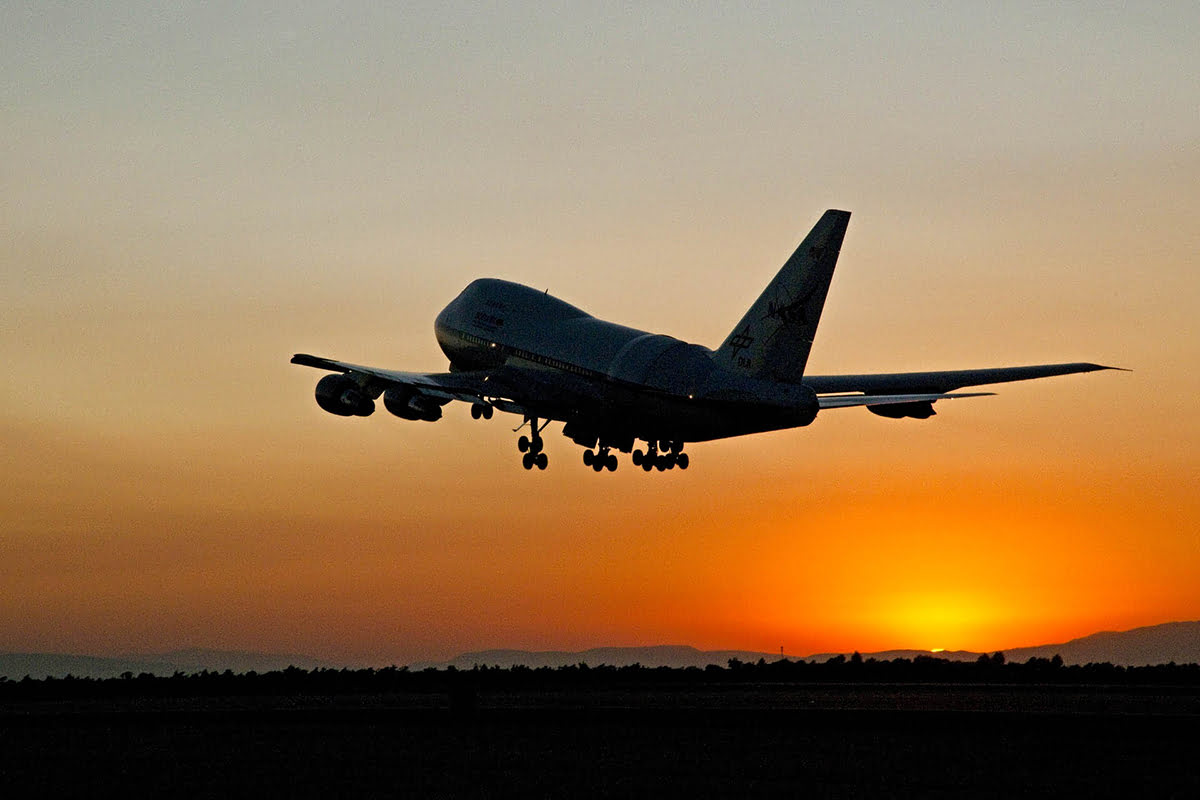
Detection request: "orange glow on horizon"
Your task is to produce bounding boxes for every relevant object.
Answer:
[3,413,1196,663]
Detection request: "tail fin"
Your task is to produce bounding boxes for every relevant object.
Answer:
[713,209,850,384]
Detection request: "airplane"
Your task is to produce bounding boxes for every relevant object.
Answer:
[292,209,1118,472]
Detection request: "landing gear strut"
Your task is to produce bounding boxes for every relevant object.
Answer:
[517,415,549,470]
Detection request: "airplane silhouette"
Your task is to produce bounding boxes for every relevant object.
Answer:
[293,210,1116,472]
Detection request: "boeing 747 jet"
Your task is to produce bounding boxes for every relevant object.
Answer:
[292,210,1116,472]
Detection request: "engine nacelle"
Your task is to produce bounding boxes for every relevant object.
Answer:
[792,384,820,427]
[383,387,443,422]
[315,374,375,417]
[868,401,936,420]
[562,423,598,449]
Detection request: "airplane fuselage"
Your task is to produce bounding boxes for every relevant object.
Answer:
[433,279,818,444]
[294,209,1114,472]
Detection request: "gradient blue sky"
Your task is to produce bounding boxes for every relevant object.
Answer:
[3,3,1198,664]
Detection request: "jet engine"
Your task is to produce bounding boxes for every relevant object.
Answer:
[793,384,820,427]
[383,387,443,422]
[315,374,375,417]
[562,423,598,449]
[868,401,936,419]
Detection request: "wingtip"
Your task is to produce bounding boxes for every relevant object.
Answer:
[1069,362,1129,373]
[291,353,325,367]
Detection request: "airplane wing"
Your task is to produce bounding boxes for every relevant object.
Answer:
[817,391,994,409]
[291,353,493,403]
[806,362,1120,419]
[291,353,597,422]
[804,362,1117,395]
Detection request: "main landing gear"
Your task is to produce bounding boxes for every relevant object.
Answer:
[631,440,689,472]
[583,447,618,472]
[517,415,549,470]
[513,422,690,474]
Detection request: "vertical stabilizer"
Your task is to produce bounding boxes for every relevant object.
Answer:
[713,209,850,383]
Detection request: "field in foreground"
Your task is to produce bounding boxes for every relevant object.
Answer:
[3,685,1198,797]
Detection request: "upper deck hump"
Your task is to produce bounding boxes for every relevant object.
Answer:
[460,278,591,322]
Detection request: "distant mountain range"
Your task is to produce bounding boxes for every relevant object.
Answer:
[415,621,1200,670]
[411,645,776,671]
[1004,621,1200,666]
[0,648,327,681]
[3,621,1198,680]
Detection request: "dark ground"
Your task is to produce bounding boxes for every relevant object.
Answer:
[3,684,1198,797]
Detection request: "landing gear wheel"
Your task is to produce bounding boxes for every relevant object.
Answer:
[642,459,654,472]
[583,450,594,466]
[518,435,530,453]
[632,449,643,466]
[522,452,535,470]
[535,452,548,470]
[677,453,689,470]
[482,405,493,419]
[606,454,618,472]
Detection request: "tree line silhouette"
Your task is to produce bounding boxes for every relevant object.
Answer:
[3,653,1200,701]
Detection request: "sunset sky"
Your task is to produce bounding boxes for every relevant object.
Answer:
[4,3,1198,665]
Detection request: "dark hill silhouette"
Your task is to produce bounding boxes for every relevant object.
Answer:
[789,622,1200,667]
[1003,621,1200,666]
